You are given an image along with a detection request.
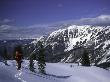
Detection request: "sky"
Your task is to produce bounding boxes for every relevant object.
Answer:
[0,0,110,39]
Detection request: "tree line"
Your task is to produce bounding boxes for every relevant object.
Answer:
[2,41,46,74]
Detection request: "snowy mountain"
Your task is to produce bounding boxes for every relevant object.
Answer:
[0,25,110,82]
[32,25,110,68]
[0,60,110,82]
[1,25,110,69]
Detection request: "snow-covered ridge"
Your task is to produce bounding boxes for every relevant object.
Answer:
[46,25,110,51]
[47,25,105,39]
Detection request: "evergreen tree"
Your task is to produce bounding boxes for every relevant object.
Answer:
[81,49,90,66]
[37,41,46,74]
[3,47,8,65]
[29,52,36,72]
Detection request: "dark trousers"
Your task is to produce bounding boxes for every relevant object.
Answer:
[17,61,21,70]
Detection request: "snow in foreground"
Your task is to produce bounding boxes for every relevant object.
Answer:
[0,60,110,82]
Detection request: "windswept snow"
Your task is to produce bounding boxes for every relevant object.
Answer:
[0,60,110,82]
[0,63,21,82]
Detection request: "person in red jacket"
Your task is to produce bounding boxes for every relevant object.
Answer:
[15,50,23,70]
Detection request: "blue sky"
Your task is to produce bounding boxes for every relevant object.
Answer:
[0,0,110,39]
[0,0,110,26]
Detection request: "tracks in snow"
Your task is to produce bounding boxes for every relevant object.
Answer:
[15,70,27,82]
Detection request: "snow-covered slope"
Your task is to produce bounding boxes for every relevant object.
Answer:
[0,60,110,82]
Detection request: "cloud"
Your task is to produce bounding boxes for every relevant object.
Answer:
[0,15,110,40]
[47,14,110,26]
[0,25,31,39]
[0,24,54,40]
[75,15,110,26]
[0,25,12,31]
[0,19,14,24]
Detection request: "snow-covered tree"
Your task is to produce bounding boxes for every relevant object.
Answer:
[29,53,36,72]
[37,41,46,74]
[3,47,8,65]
